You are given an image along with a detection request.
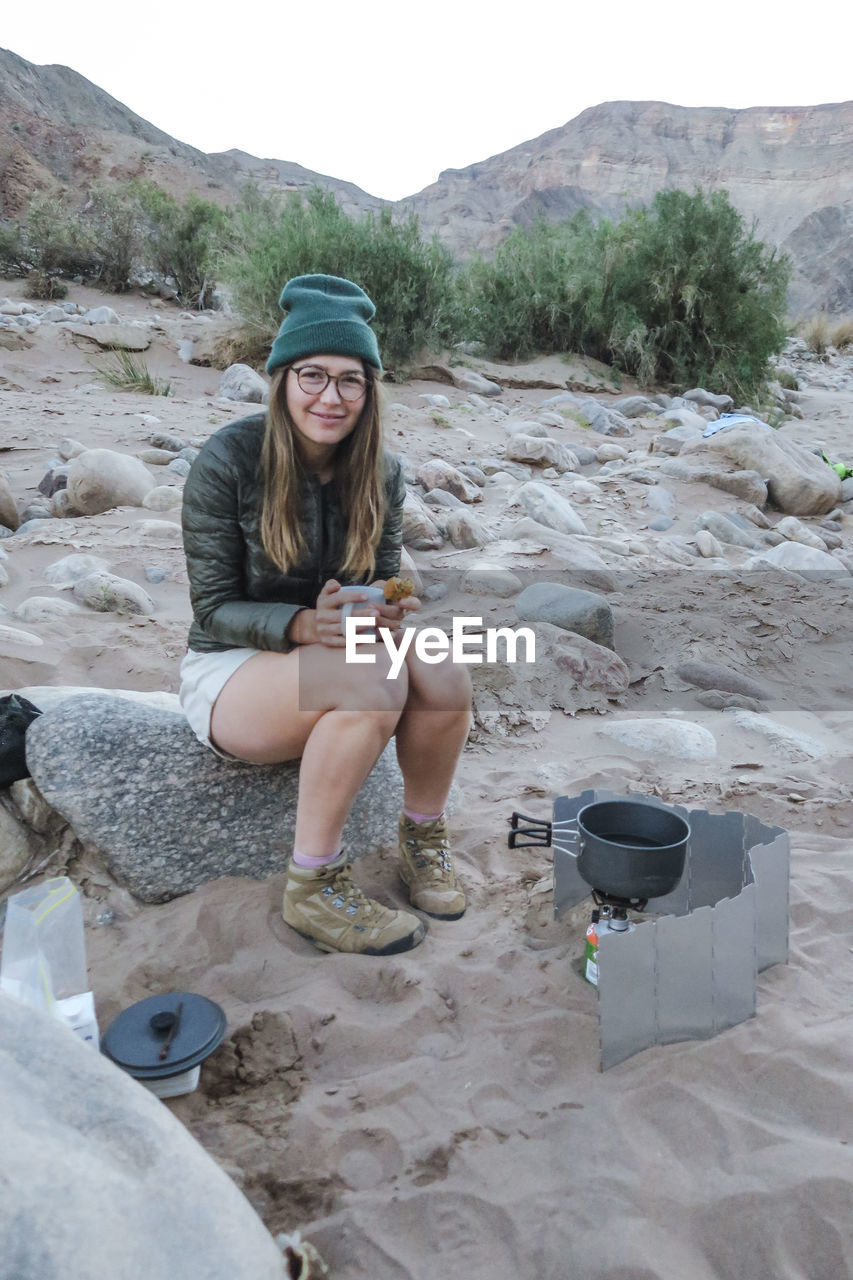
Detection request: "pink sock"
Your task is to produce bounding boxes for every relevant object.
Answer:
[403,808,444,825]
[292,848,343,869]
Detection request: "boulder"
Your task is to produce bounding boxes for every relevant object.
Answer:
[506,419,551,438]
[611,395,661,418]
[402,490,444,549]
[72,572,155,615]
[682,388,734,411]
[651,424,705,455]
[470,620,628,735]
[681,425,841,515]
[0,995,288,1280]
[577,399,633,437]
[68,323,150,351]
[449,367,502,396]
[26,694,408,902]
[66,450,155,516]
[775,515,828,550]
[506,435,578,471]
[44,553,111,586]
[694,511,760,549]
[516,482,588,536]
[744,541,850,576]
[509,518,616,591]
[444,509,492,549]
[695,530,724,558]
[727,709,829,760]
[13,597,84,624]
[82,305,121,324]
[598,718,717,759]
[662,406,709,433]
[0,473,19,530]
[218,363,269,404]
[515,582,614,648]
[460,564,523,597]
[142,486,183,511]
[675,660,771,700]
[57,437,87,461]
[416,459,481,503]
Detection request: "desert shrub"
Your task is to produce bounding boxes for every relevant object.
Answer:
[94,348,170,395]
[458,189,790,399]
[24,270,68,300]
[0,222,30,276]
[136,181,231,308]
[220,184,457,368]
[84,184,143,292]
[831,318,853,351]
[801,314,830,357]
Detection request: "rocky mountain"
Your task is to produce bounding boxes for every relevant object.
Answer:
[1,47,851,313]
[0,47,379,220]
[404,99,853,316]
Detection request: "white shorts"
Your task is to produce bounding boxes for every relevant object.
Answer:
[179,647,261,759]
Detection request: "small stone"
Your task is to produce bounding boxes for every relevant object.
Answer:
[144,567,169,584]
[44,553,111,587]
[73,572,155,615]
[142,486,183,511]
[217,363,268,403]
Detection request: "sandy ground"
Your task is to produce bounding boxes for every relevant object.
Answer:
[2,280,853,1279]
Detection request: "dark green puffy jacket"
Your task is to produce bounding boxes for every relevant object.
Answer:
[181,413,406,654]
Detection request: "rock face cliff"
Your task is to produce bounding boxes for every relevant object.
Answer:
[403,99,853,315]
[1,47,851,313]
[0,47,379,219]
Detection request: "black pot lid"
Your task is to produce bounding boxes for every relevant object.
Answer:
[101,991,227,1079]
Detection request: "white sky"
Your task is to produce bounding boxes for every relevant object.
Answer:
[4,0,851,202]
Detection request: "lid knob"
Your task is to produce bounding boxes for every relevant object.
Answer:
[150,1010,178,1034]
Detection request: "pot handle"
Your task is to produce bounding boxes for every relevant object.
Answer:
[508,811,553,849]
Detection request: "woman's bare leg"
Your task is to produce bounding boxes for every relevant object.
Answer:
[211,645,409,857]
[394,650,473,813]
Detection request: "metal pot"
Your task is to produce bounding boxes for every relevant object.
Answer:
[508,797,690,903]
[573,800,689,900]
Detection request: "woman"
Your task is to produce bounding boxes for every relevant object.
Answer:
[180,274,472,956]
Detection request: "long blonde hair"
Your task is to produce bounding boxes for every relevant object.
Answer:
[260,366,388,579]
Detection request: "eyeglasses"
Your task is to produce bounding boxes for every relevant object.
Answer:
[290,364,369,402]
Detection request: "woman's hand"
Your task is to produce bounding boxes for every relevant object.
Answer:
[312,579,384,648]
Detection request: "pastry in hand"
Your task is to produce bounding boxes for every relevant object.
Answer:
[384,575,415,603]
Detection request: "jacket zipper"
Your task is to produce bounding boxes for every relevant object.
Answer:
[315,481,325,596]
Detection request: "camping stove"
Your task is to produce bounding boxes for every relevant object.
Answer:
[508,789,790,1069]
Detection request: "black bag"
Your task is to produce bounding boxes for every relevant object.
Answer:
[0,694,42,788]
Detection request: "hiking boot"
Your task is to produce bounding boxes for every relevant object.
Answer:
[398,814,466,920]
[283,853,426,955]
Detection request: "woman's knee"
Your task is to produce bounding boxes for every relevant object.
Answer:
[339,646,409,714]
[404,649,472,709]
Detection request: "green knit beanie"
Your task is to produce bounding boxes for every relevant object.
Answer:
[266,274,382,375]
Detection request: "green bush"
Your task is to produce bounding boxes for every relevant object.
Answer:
[136,182,231,308]
[84,184,143,292]
[0,222,30,276]
[458,190,790,399]
[220,185,457,368]
[24,193,97,278]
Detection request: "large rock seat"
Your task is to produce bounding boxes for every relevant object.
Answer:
[0,994,287,1280]
[26,694,404,903]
